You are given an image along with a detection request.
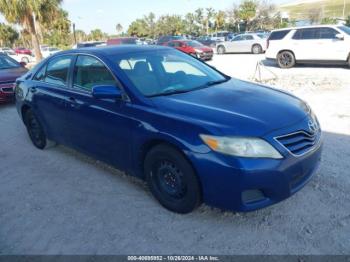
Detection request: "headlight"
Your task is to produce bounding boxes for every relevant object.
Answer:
[200,135,283,159]
[194,48,203,53]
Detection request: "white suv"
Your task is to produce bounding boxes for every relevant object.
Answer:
[266,25,350,68]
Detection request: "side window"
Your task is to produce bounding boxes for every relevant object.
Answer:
[244,35,254,40]
[45,56,72,86]
[33,65,46,81]
[73,55,116,91]
[293,28,318,40]
[233,35,243,41]
[269,30,291,40]
[319,28,338,39]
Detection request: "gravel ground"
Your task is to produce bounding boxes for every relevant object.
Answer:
[0,54,350,255]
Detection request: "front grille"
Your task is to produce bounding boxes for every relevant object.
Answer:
[275,130,321,156]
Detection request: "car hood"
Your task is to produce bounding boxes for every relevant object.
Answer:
[151,78,309,137]
[0,67,28,83]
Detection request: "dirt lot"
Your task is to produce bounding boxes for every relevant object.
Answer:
[0,54,349,255]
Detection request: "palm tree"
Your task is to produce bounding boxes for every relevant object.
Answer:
[0,0,63,61]
[205,8,215,35]
[116,23,123,35]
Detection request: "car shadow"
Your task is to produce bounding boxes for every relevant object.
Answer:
[261,58,349,69]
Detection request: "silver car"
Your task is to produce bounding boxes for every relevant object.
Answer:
[216,33,267,54]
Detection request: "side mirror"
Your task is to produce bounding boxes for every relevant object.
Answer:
[92,85,122,99]
[336,34,344,40]
[20,61,27,67]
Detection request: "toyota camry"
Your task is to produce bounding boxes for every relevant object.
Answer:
[15,45,323,213]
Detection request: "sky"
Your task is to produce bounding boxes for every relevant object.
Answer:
[1,0,292,34]
[63,0,291,34]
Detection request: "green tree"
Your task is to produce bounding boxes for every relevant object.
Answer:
[0,23,18,46]
[0,0,63,61]
[155,15,185,36]
[42,8,71,48]
[194,8,205,34]
[237,0,258,31]
[127,18,148,37]
[215,11,226,32]
[205,7,215,34]
[116,23,123,35]
[346,16,350,26]
[321,17,338,25]
[89,29,104,41]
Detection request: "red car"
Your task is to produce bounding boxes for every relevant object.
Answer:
[14,47,32,55]
[0,54,27,103]
[107,37,137,45]
[165,40,213,60]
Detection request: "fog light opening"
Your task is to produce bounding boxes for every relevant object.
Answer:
[242,189,266,204]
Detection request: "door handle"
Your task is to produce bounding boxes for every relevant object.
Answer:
[67,97,82,108]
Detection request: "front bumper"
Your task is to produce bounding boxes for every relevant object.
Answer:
[197,52,214,61]
[0,84,15,103]
[188,134,323,212]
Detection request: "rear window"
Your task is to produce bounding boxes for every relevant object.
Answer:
[268,30,291,40]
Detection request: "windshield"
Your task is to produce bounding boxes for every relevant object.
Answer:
[113,49,228,97]
[186,41,203,47]
[0,55,20,69]
[338,26,350,35]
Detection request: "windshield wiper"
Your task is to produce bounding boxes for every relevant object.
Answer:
[147,89,191,98]
[205,78,230,86]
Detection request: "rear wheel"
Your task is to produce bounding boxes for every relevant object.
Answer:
[277,51,296,69]
[252,44,262,54]
[144,144,202,214]
[217,45,226,55]
[21,57,30,64]
[24,109,47,149]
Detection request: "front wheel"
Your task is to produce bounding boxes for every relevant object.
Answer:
[277,51,296,68]
[217,45,226,55]
[144,144,202,214]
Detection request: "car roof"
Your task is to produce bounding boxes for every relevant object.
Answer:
[58,45,172,57]
[271,24,340,32]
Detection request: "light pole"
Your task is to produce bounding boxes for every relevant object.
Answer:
[343,0,346,19]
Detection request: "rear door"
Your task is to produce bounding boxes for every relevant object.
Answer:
[30,55,74,144]
[63,54,132,170]
[291,28,325,60]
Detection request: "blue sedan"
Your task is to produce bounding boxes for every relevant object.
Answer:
[15,45,323,213]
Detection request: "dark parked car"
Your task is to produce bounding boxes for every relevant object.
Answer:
[107,37,138,45]
[196,36,217,48]
[15,46,322,213]
[157,35,185,45]
[0,54,27,103]
[165,40,213,60]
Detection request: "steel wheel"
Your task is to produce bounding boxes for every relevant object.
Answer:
[25,110,47,149]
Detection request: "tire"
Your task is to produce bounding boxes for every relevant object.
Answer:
[217,45,226,55]
[277,51,296,69]
[24,109,48,149]
[252,44,263,54]
[144,144,202,214]
[21,57,30,64]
